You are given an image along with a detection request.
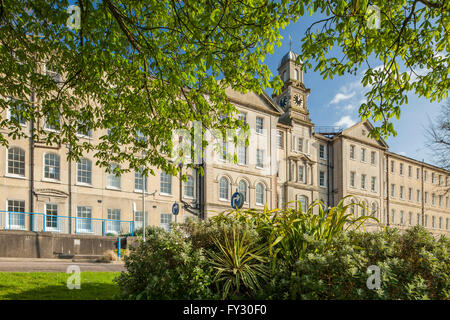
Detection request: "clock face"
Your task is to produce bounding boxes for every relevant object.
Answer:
[294,94,303,107]
[279,96,288,108]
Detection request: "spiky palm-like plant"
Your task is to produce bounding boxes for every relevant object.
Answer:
[207,226,270,299]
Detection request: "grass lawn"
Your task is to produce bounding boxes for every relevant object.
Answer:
[0,272,121,300]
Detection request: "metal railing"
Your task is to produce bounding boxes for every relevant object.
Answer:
[315,126,343,136]
[0,211,135,236]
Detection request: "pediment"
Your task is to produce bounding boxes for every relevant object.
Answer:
[34,188,69,198]
[225,87,283,115]
[288,153,314,163]
[341,120,388,149]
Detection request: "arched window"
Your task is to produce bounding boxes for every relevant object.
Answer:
[299,195,308,211]
[44,153,60,180]
[371,202,378,218]
[7,147,25,176]
[361,201,368,216]
[350,198,357,216]
[238,180,247,203]
[219,177,229,200]
[256,183,265,205]
[77,158,92,184]
[184,175,194,198]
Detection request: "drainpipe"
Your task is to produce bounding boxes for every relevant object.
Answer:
[386,154,389,226]
[284,128,289,209]
[68,144,72,234]
[421,160,424,226]
[326,141,331,207]
[29,92,35,231]
[200,162,205,220]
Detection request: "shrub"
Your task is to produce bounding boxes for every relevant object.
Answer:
[116,201,449,300]
[115,226,217,299]
[264,226,450,300]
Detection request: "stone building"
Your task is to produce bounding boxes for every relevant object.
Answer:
[1,50,449,236]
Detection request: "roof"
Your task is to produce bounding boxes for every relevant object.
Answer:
[278,50,302,68]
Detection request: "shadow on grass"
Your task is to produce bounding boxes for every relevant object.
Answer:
[2,282,121,300]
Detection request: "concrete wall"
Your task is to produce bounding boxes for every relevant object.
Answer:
[0,230,136,258]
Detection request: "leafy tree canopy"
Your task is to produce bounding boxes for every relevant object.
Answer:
[290,0,449,138]
[0,0,448,175]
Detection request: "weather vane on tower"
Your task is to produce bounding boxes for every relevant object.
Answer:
[289,34,292,51]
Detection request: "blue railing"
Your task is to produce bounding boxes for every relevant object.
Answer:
[0,211,134,236]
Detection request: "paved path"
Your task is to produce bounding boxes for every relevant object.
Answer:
[0,258,126,272]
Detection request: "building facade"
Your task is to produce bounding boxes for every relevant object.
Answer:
[1,51,449,236]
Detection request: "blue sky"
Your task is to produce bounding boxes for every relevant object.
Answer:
[263,16,444,166]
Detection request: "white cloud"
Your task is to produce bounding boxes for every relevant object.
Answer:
[334,116,356,128]
[343,104,356,111]
[398,151,407,156]
[330,91,355,104]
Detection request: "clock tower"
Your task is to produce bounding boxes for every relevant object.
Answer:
[273,50,312,126]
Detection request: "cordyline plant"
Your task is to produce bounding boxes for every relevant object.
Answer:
[207,226,270,299]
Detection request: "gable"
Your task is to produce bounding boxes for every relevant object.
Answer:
[225,87,282,116]
[341,120,388,149]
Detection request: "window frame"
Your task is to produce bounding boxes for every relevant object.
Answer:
[43,153,61,181]
[255,183,265,206]
[160,172,172,195]
[256,149,264,169]
[76,206,93,234]
[106,163,121,190]
[134,168,148,193]
[184,175,195,199]
[255,117,264,134]
[76,158,92,186]
[219,177,229,201]
[6,147,26,178]
[7,98,27,126]
[238,180,248,204]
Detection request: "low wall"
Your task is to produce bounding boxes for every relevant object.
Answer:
[0,230,137,258]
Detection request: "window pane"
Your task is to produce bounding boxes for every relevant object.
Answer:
[238,180,247,203]
[135,169,147,191]
[256,117,263,134]
[107,209,121,234]
[77,159,92,184]
[45,204,58,230]
[184,176,194,198]
[9,99,26,124]
[299,195,308,211]
[256,149,264,168]
[256,183,264,205]
[7,200,26,229]
[107,163,121,188]
[160,172,172,194]
[76,206,92,233]
[219,177,229,199]
[44,154,60,180]
[160,213,172,231]
[238,145,247,164]
[8,147,25,176]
